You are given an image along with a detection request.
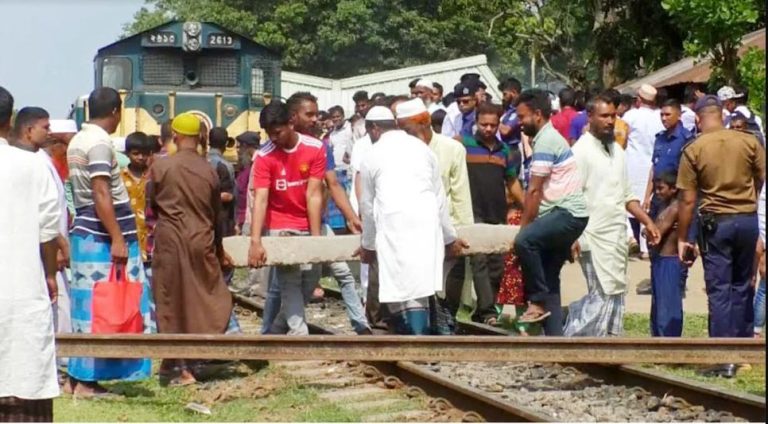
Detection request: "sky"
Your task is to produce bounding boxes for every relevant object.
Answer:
[0,0,146,116]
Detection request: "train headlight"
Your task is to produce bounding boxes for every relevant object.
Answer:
[185,37,201,52]
[182,21,202,52]
[184,22,201,37]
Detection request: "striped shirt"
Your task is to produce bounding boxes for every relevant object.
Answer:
[530,122,588,218]
[67,123,137,240]
[462,135,520,224]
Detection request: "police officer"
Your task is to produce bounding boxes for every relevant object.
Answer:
[677,95,766,378]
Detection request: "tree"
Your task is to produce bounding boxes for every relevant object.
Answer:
[124,0,524,79]
[123,0,691,90]
[662,0,763,84]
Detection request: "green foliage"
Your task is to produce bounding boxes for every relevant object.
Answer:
[124,0,522,79]
[737,47,766,120]
[662,0,763,83]
[122,0,692,88]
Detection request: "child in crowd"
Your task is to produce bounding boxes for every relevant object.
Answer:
[121,131,152,265]
[647,172,687,337]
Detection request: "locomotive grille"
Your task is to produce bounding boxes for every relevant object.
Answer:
[142,53,184,85]
[199,55,239,86]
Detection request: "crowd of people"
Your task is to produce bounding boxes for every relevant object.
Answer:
[0,69,765,419]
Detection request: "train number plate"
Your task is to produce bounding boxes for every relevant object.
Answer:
[146,31,177,46]
[208,33,235,47]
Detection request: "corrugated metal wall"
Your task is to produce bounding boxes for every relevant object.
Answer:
[281,55,501,115]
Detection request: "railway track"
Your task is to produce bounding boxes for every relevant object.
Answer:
[244,289,766,422]
[233,294,553,422]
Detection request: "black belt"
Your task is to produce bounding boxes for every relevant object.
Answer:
[701,211,756,221]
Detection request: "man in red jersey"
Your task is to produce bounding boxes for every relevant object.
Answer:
[247,101,326,335]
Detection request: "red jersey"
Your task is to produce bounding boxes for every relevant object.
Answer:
[252,133,327,231]
[550,106,578,142]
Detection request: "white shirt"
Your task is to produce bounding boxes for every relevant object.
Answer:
[572,133,637,295]
[440,102,461,138]
[622,106,664,201]
[428,102,446,114]
[359,130,456,303]
[349,134,373,215]
[0,136,7,146]
[0,145,61,399]
[680,105,697,133]
[329,121,354,171]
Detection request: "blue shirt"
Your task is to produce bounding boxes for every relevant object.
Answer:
[324,140,335,171]
[460,110,476,137]
[652,122,694,177]
[568,112,587,142]
[498,104,521,146]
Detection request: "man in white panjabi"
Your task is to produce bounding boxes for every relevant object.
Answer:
[0,143,62,421]
[41,119,78,339]
[622,84,663,258]
[358,106,461,335]
[564,95,659,337]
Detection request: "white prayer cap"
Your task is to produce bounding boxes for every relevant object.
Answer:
[415,78,434,90]
[365,106,395,121]
[637,84,657,102]
[49,119,78,134]
[112,137,126,153]
[395,98,428,119]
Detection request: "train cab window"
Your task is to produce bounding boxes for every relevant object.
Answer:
[101,57,132,90]
[250,67,265,95]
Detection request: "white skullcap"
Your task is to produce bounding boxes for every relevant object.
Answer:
[395,98,428,119]
[112,137,126,153]
[365,106,395,121]
[637,84,657,102]
[415,79,435,90]
[49,119,78,134]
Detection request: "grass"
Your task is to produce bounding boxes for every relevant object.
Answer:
[623,312,766,397]
[54,364,366,422]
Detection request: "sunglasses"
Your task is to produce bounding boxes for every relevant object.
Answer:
[457,98,474,105]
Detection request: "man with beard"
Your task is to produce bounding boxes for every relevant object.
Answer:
[564,95,660,337]
[394,98,473,334]
[513,89,589,335]
[410,79,441,114]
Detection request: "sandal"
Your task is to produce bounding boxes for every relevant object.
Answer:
[484,316,498,326]
[518,310,552,323]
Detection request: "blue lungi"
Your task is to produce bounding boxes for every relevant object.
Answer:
[68,234,154,382]
[650,255,684,337]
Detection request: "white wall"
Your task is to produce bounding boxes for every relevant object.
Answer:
[281,55,501,115]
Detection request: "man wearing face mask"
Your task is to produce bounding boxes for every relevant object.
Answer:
[513,89,589,335]
[564,94,660,337]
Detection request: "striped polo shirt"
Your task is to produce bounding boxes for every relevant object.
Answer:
[529,122,588,218]
[462,135,520,224]
[67,123,137,241]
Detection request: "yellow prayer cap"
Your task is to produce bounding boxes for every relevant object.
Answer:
[171,113,201,136]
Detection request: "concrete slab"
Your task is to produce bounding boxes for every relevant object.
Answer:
[224,224,518,266]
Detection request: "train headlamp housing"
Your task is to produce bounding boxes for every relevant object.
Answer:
[182,21,202,52]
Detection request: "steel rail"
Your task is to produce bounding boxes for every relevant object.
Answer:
[55,332,764,364]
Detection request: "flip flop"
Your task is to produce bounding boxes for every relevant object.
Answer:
[518,310,552,323]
